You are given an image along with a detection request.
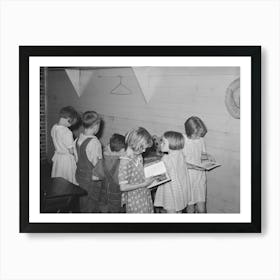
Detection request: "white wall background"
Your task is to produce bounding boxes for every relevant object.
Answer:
[0,0,279,280]
[47,67,240,213]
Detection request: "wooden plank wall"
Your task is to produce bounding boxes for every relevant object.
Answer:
[46,67,240,213]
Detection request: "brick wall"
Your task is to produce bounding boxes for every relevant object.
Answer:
[40,67,47,160]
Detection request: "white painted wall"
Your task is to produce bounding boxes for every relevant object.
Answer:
[47,67,240,213]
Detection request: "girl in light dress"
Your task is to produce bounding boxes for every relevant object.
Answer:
[154,131,191,213]
[51,106,78,184]
[118,127,155,213]
[183,116,214,213]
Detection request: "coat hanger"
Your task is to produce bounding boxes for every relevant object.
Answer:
[110,76,132,95]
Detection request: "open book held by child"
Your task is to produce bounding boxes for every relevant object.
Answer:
[144,160,171,189]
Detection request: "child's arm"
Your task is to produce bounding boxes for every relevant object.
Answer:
[92,175,100,181]
[200,138,215,162]
[118,158,155,191]
[68,146,75,155]
[201,152,215,162]
[73,139,78,162]
[92,158,104,181]
[86,138,103,166]
[59,127,75,155]
[120,177,155,192]
[181,136,205,171]
[207,153,215,162]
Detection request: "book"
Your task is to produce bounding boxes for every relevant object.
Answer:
[144,160,171,189]
[188,160,221,171]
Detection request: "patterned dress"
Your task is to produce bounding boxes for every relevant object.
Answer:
[118,155,154,213]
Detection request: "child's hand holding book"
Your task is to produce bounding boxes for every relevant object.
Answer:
[144,177,156,188]
[143,161,171,189]
[201,152,215,162]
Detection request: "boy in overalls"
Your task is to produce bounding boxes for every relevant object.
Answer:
[75,111,102,213]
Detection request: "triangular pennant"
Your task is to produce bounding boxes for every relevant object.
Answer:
[132,67,154,103]
[65,69,93,97]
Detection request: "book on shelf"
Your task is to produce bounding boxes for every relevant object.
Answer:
[144,160,171,189]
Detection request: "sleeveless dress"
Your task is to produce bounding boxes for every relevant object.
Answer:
[154,151,191,211]
[118,155,154,213]
[51,124,77,184]
[183,135,207,204]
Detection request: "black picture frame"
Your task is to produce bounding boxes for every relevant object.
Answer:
[20,46,261,233]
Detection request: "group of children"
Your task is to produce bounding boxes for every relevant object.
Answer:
[51,106,213,214]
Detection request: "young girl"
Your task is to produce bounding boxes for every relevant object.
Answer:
[154,131,191,213]
[118,127,155,213]
[51,106,78,184]
[183,116,213,213]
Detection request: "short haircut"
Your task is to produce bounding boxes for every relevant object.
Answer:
[109,134,126,152]
[184,116,207,137]
[163,131,184,150]
[82,111,100,129]
[69,112,82,130]
[59,106,78,125]
[125,127,153,153]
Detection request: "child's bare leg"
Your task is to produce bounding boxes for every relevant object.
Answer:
[154,207,162,213]
[195,202,206,213]
[186,204,195,213]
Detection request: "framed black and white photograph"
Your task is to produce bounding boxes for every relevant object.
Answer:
[20,46,261,233]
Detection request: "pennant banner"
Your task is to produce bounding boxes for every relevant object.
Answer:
[65,69,93,97]
[132,67,155,103]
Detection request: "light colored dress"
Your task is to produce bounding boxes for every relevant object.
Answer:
[154,151,191,212]
[51,124,77,184]
[118,154,154,213]
[183,134,207,204]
